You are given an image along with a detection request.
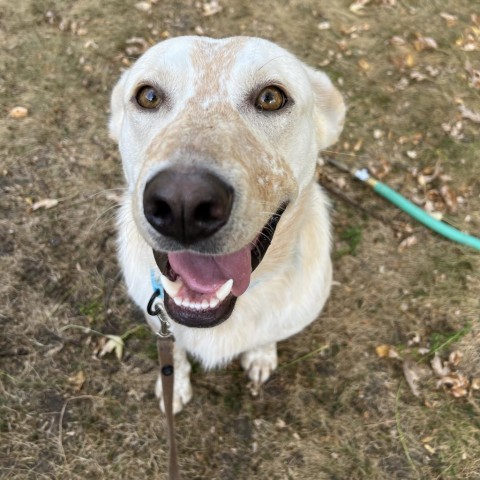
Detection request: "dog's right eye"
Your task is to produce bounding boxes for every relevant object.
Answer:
[135,85,162,109]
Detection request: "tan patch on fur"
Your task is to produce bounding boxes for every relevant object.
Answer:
[189,37,248,104]
[144,56,297,220]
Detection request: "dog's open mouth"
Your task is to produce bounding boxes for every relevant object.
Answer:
[153,203,288,328]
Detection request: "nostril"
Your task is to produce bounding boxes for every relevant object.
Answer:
[146,197,173,227]
[153,199,172,221]
[194,201,225,224]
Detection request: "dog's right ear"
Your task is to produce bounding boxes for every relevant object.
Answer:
[109,71,128,143]
[305,67,346,151]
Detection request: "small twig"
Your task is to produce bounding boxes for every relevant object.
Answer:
[104,270,123,310]
[318,175,393,226]
[279,343,330,369]
[58,395,99,464]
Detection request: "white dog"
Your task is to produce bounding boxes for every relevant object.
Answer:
[109,36,345,413]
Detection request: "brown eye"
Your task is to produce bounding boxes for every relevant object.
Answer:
[136,85,162,109]
[255,86,287,112]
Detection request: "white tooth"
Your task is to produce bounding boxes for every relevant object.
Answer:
[216,279,233,302]
[196,302,203,310]
[160,274,183,297]
[210,297,220,309]
[201,299,209,310]
[182,298,190,307]
[173,296,182,306]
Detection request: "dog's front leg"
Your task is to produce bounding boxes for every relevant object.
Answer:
[241,342,278,396]
[155,342,193,414]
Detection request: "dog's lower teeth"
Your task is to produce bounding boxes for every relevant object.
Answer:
[172,295,223,311]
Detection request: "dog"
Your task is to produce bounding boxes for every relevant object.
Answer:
[109,36,345,413]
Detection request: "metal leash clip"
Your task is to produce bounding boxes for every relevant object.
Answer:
[147,289,172,338]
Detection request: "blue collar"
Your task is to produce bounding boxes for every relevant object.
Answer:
[150,269,164,298]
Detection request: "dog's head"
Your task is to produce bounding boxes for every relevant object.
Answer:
[110,36,344,328]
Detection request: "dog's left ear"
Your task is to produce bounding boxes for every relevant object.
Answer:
[305,67,346,150]
[108,71,128,143]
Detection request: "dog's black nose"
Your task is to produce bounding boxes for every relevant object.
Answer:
[143,169,234,244]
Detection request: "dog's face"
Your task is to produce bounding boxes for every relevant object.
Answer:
[110,36,344,328]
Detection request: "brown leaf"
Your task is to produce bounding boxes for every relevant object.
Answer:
[431,353,451,377]
[437,373,469,398]
[376,344,400,359]
[448,350,463,367]
[413,34,438,51]
[8,106,29,119]
[439,185,458,213]
[358,58,370,71]
[68,370,86,392]
[398,235,417,252]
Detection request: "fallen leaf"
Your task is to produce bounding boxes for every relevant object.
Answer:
[431,353,451,377]
[410,71,427,82]
[439,185,458,213]
[135,1,152,12]
[275,418,287,429]
[349,0,371,14]
[437,373,469,398]
[317,21,331,30]
[390,36,406,46]
[375,345,401,359]
[403,359,424,397]
[358,58,370,71]
[202,0,222,16]
[398,235,417,252]
[99,335,124,360]
[32,198,59,211]
[413,34,438,51]
[458,104,480,123]
[353,138,363,152]
[448,350,463,367]
[465,61,480,89]
[8,106,28,119]
[440,12,458,26]
[376,344,390,358]
[68,370,86,392]
[424,444,436,455]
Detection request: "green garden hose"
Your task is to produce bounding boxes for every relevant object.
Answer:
[326,158,480,251]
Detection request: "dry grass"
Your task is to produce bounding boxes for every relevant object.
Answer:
[1,0,480,479]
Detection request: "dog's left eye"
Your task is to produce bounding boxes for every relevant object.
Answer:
[135,85,162,109]
[255,86,287,112]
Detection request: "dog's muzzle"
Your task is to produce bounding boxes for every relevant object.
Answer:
[144,168,288,328]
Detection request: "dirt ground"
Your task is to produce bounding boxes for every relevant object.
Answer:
[1,0,480,479]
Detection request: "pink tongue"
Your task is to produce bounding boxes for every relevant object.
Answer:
[168,247,252,297]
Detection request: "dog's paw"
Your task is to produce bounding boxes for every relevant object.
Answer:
[155,371,193,415]
[241,343,278,396]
